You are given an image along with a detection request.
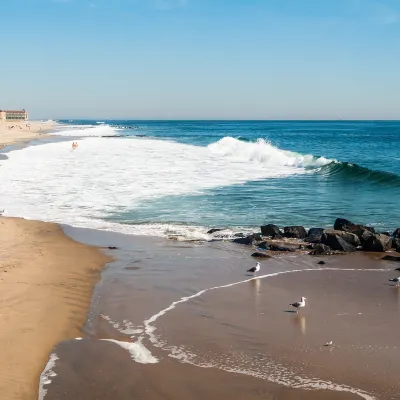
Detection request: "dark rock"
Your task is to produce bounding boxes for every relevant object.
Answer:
[108,246,118,250]
[391,238,400,249]
[260,224,282,238]
[381,231,391,237]
[323,230,361,247]
[257,241,269,250]
[269,244,295,252]
[349,225,375,239]
[305,228,325,243]
[249,233,263,241]
[394,228,400,238]
[233,233,245,238]
[361,232,392,252]
[309,244,333,255]
[207,228,224,234]
[334,218,375,239]
[283,226,307,239]
[397,247,400,253]
[232,236,253,245]
[334,218,354,231]
[317,260,326,265]
[381,255,400,262]
[321,232,357,252]
[251,252,271,258]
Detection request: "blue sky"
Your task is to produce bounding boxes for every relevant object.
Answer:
[1,0,399,119]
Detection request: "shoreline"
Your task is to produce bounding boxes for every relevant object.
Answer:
[1,121,400,399]
[41,231,400,400]
[0,217,111,399]
[0,120,57,150]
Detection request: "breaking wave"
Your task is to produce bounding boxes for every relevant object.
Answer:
[208,137,332,168]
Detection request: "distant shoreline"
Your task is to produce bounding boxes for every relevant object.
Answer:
[0,120,57,149]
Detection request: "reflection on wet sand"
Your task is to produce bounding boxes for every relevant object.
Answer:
[292,314,306,335]
[389,283,400,306]
[250,278,261,309]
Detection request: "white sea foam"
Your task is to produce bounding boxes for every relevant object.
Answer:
[208,137,333,168]
[101,314,143,337]
[52,124,119,137]
[38,353,59,400]
[102,339,158,364]
[0,136,330,237]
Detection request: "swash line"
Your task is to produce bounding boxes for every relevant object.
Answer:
[138,267,390,400]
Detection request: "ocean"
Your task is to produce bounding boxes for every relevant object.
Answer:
[2,120,400,400]
[1,120,399,239]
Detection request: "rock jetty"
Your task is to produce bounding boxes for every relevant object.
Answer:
[226,218,399,258]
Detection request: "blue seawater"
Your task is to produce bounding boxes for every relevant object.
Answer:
[58,120,400,233]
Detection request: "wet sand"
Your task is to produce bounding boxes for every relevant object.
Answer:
[0,218,111,399]
[43,229,400,400]
[48,339,360,400]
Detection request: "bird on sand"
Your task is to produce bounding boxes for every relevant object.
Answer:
[289,297,307,313]
[389,277,400,286]
[395,268,400,272]
[247,262,260,274]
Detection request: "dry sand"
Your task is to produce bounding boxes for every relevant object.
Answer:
[0,120,55,148]
[0,217,111,399]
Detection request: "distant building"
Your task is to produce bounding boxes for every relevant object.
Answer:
[0,109,28,121]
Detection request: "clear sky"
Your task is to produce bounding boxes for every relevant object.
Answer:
[1,0,399,119]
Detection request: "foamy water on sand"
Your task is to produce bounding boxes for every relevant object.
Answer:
[99,269,384,400]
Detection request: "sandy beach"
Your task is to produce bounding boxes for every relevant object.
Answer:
[39,230,400,400]
[0,218,111,399]
[0,120,55,149]
[1,119,400,399]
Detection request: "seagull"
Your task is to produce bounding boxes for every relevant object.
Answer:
[247,262,260,274]
[324,341,333,347]
[289,297,307,313]
[389,277,400,286]
[395,268,400,272]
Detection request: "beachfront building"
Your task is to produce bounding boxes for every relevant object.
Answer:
[0,109,28,120]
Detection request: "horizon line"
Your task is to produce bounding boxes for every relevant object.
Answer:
[43,118,400,122]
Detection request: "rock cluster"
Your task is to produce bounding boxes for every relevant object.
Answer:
[223,218,400,257]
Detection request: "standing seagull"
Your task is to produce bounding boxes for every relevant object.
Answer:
[289,297,307,313]
[389,277,400,286]
[247,262,260,274]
